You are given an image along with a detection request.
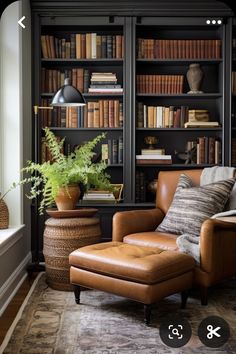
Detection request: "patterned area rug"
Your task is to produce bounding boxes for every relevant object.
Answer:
[1,273,236,354]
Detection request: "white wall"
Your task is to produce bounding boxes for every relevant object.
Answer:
[0,0,22,226]
[0,0,32,314]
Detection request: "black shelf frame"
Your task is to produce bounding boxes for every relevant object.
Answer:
[136,127,222,131]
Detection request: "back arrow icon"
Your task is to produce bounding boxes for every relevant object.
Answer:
[18,16,26,29]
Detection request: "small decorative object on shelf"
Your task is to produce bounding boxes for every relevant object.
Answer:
[144,136,158,149]
[0,195,9,229]
[186,63,204,94]
[175,141,197,164]
[147,179,158,195]
[112,183,124,202]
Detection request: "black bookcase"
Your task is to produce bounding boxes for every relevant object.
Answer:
[231,17,236,166]
[134,17,226,202]
[31,1,234,261]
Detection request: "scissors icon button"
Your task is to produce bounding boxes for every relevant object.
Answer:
[207,325,221,339]
[198,316,230,348]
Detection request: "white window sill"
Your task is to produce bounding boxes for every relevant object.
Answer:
[0,225,25,255]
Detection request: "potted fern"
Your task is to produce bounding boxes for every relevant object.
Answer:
[6,127,112,214]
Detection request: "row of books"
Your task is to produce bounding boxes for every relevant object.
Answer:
[137,38,222,59]
[136,75,184,94]
[40,99,123,128]
[87,100,123,128]
[41,34,124,59]
[137,103,189,128]
[135,171,146,202]
[196,137,221,164]
[41,68,89,93]
[232,72,236,94]
[232,138,236,165]
[101,138,123,164]
[41,136,63,162]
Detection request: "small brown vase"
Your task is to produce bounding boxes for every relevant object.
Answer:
[186,63,204,94]
[0,197,9,229]
[54,185,80,211]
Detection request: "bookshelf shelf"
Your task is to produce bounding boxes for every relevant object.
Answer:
[41,93,124,97]
[136,164,217,168]
[136,93,222,98]
[49,127,123,131]
[136,128,222,131]
[137,59,223,65]
[41,58,123,64]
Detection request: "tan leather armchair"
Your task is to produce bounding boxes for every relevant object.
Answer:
[113,169,236,305]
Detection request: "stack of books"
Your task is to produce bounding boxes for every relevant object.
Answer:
[88,72,123,93]
[184,121,220,128]
[82,190,116,203]
[136,149,172,165]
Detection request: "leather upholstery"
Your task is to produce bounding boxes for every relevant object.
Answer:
[69,242,194,284]
[70,168,236,306]
[156,169,202,214]
[123,232,178,251]
[112,208,164,242]
[70,266,193,304]
[112,169,236,289]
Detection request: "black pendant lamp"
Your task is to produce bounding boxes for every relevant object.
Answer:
[51,78,86,107]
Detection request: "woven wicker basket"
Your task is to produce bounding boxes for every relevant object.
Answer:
[0,198,9,229]
[43,217,101,291]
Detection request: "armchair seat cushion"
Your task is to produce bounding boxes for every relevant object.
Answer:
[123,232,178,251]
[69,241,194,285]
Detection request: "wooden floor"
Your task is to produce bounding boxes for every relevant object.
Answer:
[0,273,38,346]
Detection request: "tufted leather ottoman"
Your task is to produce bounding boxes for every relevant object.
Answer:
[69,241,195,324]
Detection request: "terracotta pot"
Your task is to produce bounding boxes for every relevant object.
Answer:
[54,185,80,211]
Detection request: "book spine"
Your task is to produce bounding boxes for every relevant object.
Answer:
[108,139,112,164]
[112,139,118,164]
[118,136,123,164]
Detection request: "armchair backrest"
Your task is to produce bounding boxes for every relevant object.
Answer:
[156,169,203,213]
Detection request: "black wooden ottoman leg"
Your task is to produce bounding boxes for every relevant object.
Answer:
[181,290,189,309]
[73,285,81,304]
[200,286,208,306]
[144,304,152,325]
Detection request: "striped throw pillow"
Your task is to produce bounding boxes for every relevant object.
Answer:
[156,174,235,236]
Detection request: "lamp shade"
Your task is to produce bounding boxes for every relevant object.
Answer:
[51,78,86,107]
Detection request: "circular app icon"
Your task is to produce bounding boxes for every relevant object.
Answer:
[159,316,192,348]
[198,316,230,348]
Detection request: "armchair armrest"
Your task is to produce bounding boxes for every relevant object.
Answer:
[200,218,236,277]
[112,208,165,242]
